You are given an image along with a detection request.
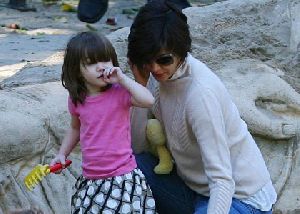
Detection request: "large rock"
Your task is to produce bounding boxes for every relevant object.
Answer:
[0,0,300,213]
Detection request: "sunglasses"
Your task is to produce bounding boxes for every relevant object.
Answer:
[153,53,174,66]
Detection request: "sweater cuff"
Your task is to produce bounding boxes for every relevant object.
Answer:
[207,181,235,214]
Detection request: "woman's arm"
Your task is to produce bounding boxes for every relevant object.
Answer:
[186,89,235,214]
[50,115,80,165]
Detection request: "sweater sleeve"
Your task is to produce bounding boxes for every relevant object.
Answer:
[186,87,235,214]
[131,76,159,154]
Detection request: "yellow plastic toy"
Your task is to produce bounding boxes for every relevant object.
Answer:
[146,119,173,174]
[24,160,72,191]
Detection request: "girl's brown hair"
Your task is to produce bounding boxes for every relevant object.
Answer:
[62,32,119,105]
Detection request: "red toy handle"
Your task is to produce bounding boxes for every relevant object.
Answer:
[50,159,72,173]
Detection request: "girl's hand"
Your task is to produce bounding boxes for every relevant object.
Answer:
[102,67,126,84]
[50,154,66,173]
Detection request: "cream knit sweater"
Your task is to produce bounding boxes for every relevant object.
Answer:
[145,54,273,213]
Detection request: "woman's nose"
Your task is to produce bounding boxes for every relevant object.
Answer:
[150,63,162,74]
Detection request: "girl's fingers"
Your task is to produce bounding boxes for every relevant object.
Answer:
[60,158,66,165]
[50,155,66,166]
[101,67,122,83]
[103,68,112,78]
[50,158,59,166]
[50,160,56,166]
[103,68,117,79]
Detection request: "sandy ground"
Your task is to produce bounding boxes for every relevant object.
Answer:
[0,0,211,85]
[0,0,149,70]
[0,0,207,78]
[0,0,147,34]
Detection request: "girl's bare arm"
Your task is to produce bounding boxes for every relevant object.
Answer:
[50,115,80,165]
[103,67,154,108]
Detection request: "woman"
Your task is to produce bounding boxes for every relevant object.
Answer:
[127,0,277,213]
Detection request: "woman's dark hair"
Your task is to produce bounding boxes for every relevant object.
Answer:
[127,0,191,70]
[62,32,119,105]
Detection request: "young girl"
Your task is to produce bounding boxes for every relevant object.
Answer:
[50,32,156,214]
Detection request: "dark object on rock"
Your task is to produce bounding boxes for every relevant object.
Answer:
[7,23,20,29]
[167,0,191,9]
[7,0,36,12]
[106,17,117,26]
[78,0,108,23]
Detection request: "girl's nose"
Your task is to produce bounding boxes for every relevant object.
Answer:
[96,64,104,72]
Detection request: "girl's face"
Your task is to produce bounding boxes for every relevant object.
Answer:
[143,52,182,82]
[81,61,113,95]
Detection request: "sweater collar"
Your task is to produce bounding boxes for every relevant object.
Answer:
[168,53,192,81]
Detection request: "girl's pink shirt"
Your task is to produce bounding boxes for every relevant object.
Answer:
[68,84,137,179]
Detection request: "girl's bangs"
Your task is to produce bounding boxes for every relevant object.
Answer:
[81,40,112,65]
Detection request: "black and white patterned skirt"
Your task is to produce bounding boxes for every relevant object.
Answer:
[71,168,156,214]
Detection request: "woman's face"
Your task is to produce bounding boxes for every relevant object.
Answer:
[143,52,182,82]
